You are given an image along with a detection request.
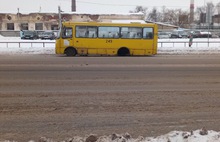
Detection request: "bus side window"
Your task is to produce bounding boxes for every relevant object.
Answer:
[98,26,119,39]
[148,33,153,39]
[143,27,153,39]
[86,26,97,38]
[115,32,119,38]
[121,32,130,38]
[85,31,89,37]
[76,26,87,38]
[121,27,142,39]
[137,32,142,38]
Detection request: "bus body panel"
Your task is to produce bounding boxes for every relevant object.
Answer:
[56,22,158,56]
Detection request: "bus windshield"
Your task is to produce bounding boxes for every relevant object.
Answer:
[62,27,73,38]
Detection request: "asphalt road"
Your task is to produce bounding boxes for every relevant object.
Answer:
[0,54,220,141]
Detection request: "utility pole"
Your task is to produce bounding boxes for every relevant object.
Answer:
[17,8,21,30]
[58,6,62,29]
[206,3,212,47]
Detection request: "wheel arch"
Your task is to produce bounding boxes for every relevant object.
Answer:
[117,47,130,56]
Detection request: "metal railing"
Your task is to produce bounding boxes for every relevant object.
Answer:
[0,40,220,48]
[158,40,220,48]
[0,40,55,48]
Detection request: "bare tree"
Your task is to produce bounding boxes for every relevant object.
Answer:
[216,2,220,14]
[129,6,148,21]
[160,8,180,25]
[215,2,220,25]
[129,6,148,15]
[161,6,167,23]
[147,7,162,22]
[178,10,190,28]
[129,2,218,28]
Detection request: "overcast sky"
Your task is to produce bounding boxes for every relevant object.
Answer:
[0,0,219,14]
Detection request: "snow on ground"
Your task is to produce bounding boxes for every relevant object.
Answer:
[0,36,220,55]
[158,38,220,54]
[78,129,220,142]
[4,129,220,142]
[0,36,55,54]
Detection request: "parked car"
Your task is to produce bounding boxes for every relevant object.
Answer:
[170,29,192,38]
[181,31,191,38]
[37,31,45,39]
[170,31,182,38]
[211,34,219,38]
[192,30,212,38]
[200,31,212,38]
[40,31,56,40]
[21,30,38,40]
[158,32,171,39]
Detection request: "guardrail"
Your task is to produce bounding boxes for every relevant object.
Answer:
[0,40,220,48]
[0,40,55,48]
[0,40,219,54]
[158,40,220,48]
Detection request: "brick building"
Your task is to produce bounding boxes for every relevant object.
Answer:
[0,12,144,31]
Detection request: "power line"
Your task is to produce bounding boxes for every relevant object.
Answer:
[76,0,188,8]
[58,0,188,8]
[76,0,137,7]
[46,0,220,8]
[58,0,137,6]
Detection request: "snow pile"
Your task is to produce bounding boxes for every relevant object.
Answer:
[0,46,55,54]
[92,129,220,142]
[144,129,220,142]
[2,129,220,142]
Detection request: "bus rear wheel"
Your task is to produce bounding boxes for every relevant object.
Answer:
[117,47,130,56]
[65,48,77,57]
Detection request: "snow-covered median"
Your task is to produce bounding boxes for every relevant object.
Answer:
[2,128,220,142]
[0,37,220,55]
[158,38,220,54]
[0,37,55,54]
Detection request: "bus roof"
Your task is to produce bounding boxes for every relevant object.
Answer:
[62,21,157,27]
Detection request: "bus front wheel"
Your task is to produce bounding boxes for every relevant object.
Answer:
[117,47,130,56]
[65,48,77,57]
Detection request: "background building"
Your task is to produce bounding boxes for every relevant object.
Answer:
[0,12,144,31]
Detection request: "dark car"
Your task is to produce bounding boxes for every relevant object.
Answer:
[21,30,38,40]
[191,30,202,38]
[170,31,182,38]
[181,31,191,38]
[170,30,192,38]
[192,30,212,38]
[158,32,171,39]
[41,31,56,40]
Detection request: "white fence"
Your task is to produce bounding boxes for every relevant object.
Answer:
[0,39,220,54]
[1,40,220,48]
[157,39,220,54]
[158,40,220,48]
[0,41,55,54]
[0,41,55,48]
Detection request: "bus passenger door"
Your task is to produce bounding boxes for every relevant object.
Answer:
[61,27,74,50]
